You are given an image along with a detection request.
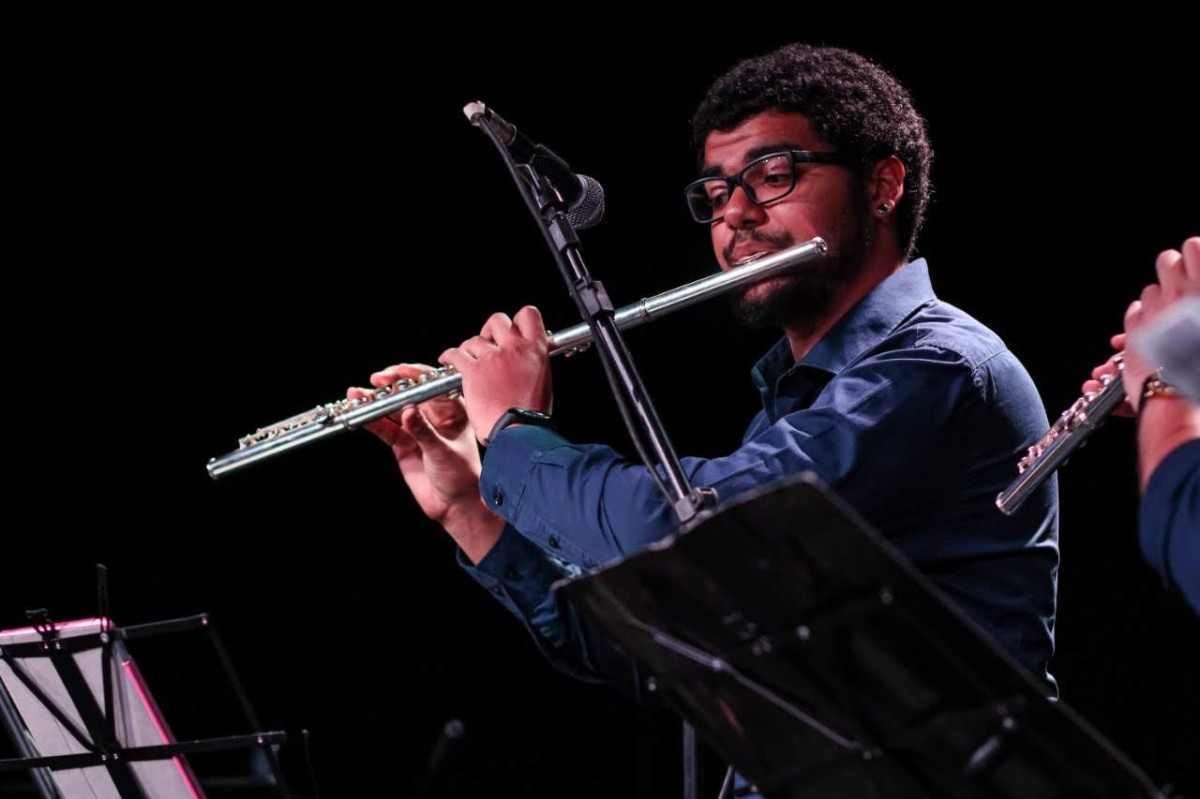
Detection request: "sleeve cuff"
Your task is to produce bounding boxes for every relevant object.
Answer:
[456,523,578,641]
[479,425,572,521]
[477,425,601,567]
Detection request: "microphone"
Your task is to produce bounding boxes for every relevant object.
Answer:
[416,718,467,797]
[463,100,605,229]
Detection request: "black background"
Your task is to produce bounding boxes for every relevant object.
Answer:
[6,20,1197,798]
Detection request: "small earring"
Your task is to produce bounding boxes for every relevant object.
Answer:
[876,201,893,216]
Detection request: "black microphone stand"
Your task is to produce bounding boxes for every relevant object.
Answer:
[466,101,713,799]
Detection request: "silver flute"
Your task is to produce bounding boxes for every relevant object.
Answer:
[995,354,1126,515]
[208,238,828,478]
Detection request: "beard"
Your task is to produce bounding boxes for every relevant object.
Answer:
[729,198,872,332]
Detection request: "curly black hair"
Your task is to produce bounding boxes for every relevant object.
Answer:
[692,45,933,258]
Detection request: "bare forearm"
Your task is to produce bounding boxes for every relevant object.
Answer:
[1138,398,1200,492]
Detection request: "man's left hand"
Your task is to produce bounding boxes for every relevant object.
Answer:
[440,305,553,445]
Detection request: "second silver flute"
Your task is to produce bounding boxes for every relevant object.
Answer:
[208,237,827,478]
[995,356,1126,515]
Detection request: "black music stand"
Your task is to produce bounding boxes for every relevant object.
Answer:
[0,612,290,799]
[560,472,1164,798]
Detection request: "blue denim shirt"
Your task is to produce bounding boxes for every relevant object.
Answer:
[460,259,1060,692]
[1140,438,1199,613]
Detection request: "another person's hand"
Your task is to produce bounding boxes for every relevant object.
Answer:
[1121,237,1200,411]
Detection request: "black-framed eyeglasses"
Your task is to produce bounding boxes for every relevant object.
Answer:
[684,150,852,224]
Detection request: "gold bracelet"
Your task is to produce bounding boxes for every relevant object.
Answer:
[1140,371,1179,409]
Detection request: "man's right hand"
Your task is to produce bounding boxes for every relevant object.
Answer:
[348,363,503,563]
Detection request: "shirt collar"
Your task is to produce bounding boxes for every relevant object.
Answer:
[751,258,937,396]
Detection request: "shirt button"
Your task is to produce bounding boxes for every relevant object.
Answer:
[547,535,560,549]
[491,487,504,506]
[491,586,504,596]
[505,566,520,581]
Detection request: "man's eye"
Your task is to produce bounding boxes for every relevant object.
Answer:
[707,188,729,206]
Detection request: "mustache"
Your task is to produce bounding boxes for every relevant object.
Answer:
[724,229,795,263]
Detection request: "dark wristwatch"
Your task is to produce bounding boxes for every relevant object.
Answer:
[483,407,553,447]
